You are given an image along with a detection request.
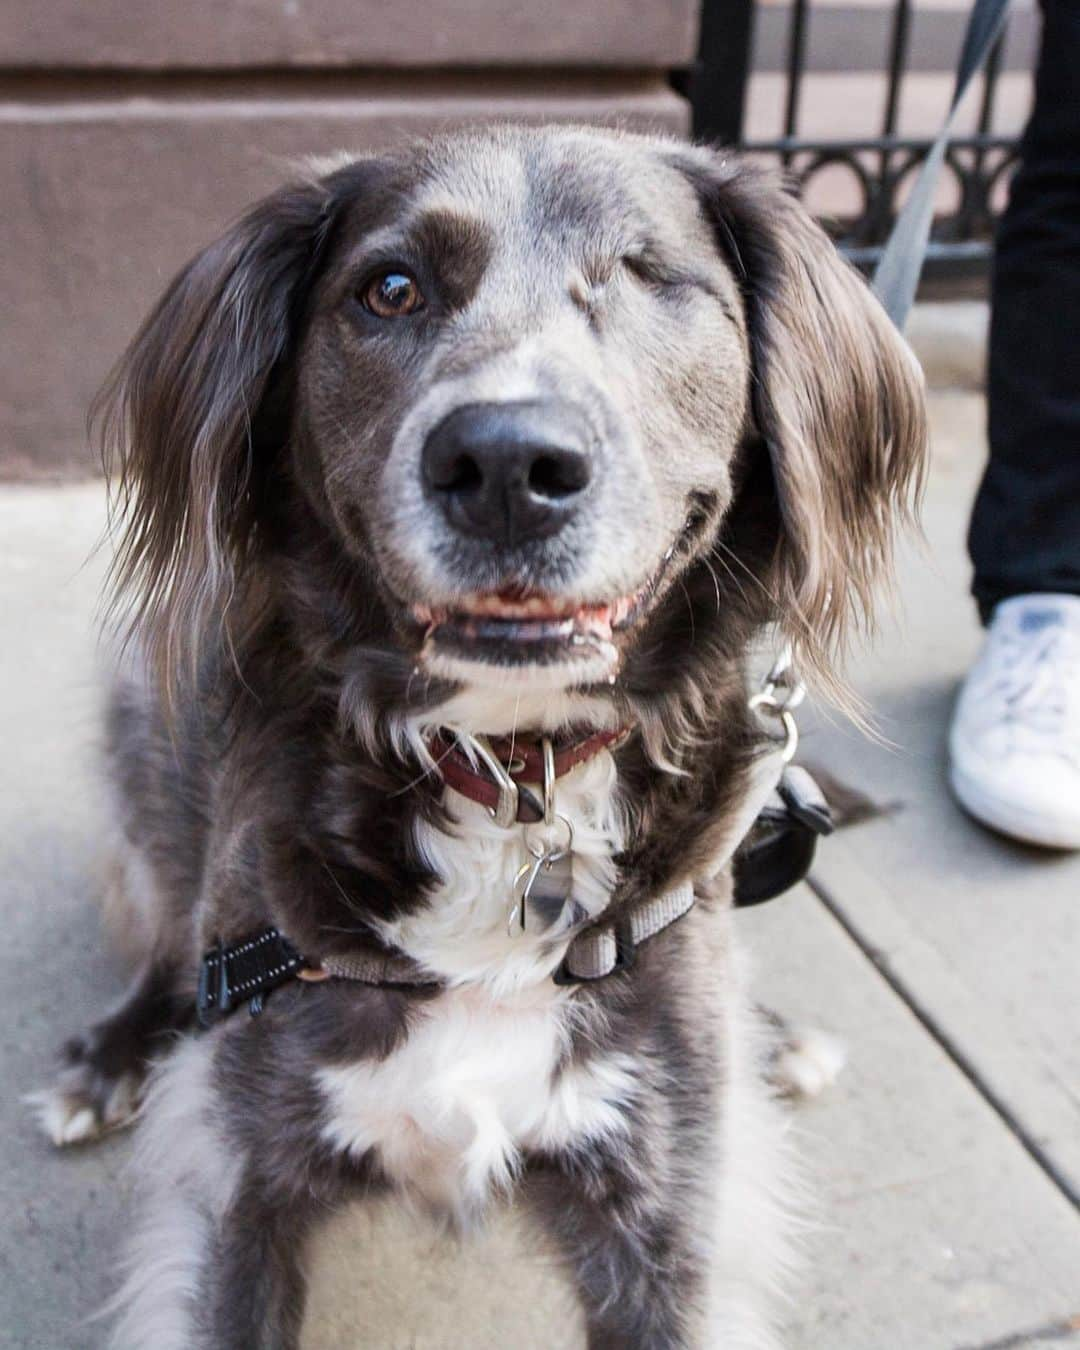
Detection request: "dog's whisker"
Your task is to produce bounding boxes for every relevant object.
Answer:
[317,857,365,916]
[386,738,456,799]
[706,547,750,609]
[710,537,775,603]
[700,554,724,616]
[678,578,697,645]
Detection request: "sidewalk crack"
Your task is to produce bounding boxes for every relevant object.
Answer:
[954,1313,1080,1349]
[807,874,1080,1216]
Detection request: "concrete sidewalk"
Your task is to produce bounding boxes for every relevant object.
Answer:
[2,363,1079,1348]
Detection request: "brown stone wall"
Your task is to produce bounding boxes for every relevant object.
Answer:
[1,4,697,477]
[2,0,699,71]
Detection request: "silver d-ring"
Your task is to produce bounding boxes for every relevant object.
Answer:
[541,736,556,827]
[748,692,799,763]
[778,707,799,763]
[523,812,574,861]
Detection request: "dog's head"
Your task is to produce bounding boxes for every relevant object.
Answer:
[98,126,925,731]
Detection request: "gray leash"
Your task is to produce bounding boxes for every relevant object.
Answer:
[733,0,1020,917]
[872,0,1014,331]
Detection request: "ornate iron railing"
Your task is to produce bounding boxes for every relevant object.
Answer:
[682,0,1030,283]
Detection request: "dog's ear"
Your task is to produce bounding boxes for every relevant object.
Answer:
[676,151,928,691]
[94,164,367,688]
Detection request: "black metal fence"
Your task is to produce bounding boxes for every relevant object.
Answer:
[683,0,1035,284]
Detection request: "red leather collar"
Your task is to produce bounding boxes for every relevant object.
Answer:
[430,728,629,824]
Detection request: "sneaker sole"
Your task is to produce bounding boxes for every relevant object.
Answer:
[949,763,1080,850]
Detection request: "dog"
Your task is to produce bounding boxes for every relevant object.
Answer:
[35,125,926,1348]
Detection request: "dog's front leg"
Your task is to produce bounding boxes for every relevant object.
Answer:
[526,1133,714,1350]
[107,1026,339,1350]
[33,955,191,1146]
[197,1182,314,1350]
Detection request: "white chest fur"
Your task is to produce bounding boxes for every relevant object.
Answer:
[376,744,626,995]
[318,983,636,1221]
[322,717,632,1221]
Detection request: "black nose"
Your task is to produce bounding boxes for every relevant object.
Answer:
[421,401,593,546]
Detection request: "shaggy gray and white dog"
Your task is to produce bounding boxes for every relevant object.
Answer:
[36,125,925,1348]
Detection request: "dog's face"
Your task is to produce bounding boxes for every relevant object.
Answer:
[295,131,750,688]
[99,126,926,711]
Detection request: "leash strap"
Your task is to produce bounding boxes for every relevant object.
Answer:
[872,0,1013,330]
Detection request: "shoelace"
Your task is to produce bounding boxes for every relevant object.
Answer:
[979,621,1080,761]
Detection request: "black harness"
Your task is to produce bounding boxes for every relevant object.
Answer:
[196,764,832,1027]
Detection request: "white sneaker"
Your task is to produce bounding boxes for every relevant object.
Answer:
[949,593,1080,849]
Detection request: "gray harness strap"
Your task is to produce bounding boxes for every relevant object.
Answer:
[316,879,698,989]
[554,740,790,982]
[319,949,435,986]
[556,880,696,982]
[314,882,696,991]
[321,878,696,990]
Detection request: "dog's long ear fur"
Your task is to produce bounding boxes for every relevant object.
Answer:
[678,150,928,696]
[94,168,360,690]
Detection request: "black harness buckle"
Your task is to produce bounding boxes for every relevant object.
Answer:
[196,928,305,1028]
[733,765,834,908]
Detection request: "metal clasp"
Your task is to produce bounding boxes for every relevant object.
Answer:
[196,937,230,1029]
[461,732,520,828]
[749,644,805,763]
[541,736,556,826]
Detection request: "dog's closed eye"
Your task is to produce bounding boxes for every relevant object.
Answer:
[620,248,727,308]
[619,248,677,287]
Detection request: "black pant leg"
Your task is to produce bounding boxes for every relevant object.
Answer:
[968,0,1080,622]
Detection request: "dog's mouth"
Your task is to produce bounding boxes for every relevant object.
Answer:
[412,586,650,669]
[406,502,716,675]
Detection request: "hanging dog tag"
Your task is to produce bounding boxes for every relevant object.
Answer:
[509,844,568,935]
[526,850,573,909]
[508,743,577,937]
[508,848,573,935]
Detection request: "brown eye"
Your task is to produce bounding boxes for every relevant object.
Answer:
[361,270,425,318]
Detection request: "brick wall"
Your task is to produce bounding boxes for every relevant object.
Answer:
[1,0,698,477]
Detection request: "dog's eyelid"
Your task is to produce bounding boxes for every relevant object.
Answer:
[621,250,717,299]
[351,256,422,288]
[619,242,659,271]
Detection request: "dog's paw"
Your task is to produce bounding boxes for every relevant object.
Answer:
[28,1036,144,1147]
[770,1026,847,1100]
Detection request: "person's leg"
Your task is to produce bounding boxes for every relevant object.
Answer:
[968,0,1080,616]
[950,0,1080,850]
